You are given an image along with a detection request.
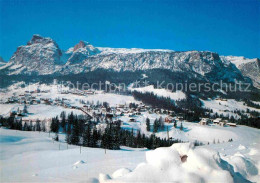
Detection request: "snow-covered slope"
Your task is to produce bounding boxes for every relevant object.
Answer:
[129,85,186,100]
[65,41,100,64]
[0,128,146,182]
[221,56,260,88]
[1,123,260,182]
[97,47,173,54]
[201,98,260,118]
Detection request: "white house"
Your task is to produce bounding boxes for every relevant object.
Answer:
[199,118,210,125]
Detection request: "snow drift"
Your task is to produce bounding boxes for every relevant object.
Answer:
[99,143,256,183]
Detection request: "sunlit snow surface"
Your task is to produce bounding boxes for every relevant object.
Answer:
[128,85,186,101]
[201,99,260,118]
[1,123,260,182]
[1,83,260,182]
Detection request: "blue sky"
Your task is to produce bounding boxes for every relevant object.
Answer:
[0,0,259,61]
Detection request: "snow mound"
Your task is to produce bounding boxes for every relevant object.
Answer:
[111,168,131,179]
[99,143,236,183]
[248,148,258,156]
[226,155,258,179]
[238,145,246,150]
[99,174,112,182]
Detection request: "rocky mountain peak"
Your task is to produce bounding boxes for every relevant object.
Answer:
[66,41,101,64]
[1,34,257,88]
[73,40,90,51]
[8,35,63,74]
[27,34,55,45]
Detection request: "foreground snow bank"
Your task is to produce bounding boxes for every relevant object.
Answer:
[99,143,255,183]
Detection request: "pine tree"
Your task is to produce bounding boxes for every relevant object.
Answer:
[153,119,159,133]
[17,119,23,130]
[174,120,177,128]
[180,123,183,131]
[111,124,120,150]
[54,132,59,141]
[146,118,150,131]
[7,117,14,129]
[149,134,156,149]
[23,122,28,131]
[50,117,59,133]
[136,130,142,148]
[130,128,134,147]
[36,119,41,131]
[159,116,164,130]
[60,111,66,132]
[70,116,80,145]
[101,124,111,149]
[23,105,28,114]
[83,123,91,147]
[92,125,99,147]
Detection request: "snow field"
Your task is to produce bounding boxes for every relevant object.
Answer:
[129,85,186,101]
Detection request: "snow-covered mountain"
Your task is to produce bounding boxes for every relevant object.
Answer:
[0,35,258,88]
[65,40,100,65]
[221,56,260,88]
[7,34,64,75]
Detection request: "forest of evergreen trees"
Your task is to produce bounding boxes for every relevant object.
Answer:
[54,112,182,150]
[0,112,183,150]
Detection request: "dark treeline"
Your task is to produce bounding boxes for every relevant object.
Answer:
[237,117,260,128]
[0,116,46,132]
[0,112,182,150]
[243,99,260,109]
[59,112,182,150]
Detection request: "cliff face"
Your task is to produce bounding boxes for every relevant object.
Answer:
[222,56,260,88]
[8,35,63,74]
[0,35,257,89]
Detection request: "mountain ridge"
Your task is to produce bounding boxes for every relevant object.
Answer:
[0,34,259,88]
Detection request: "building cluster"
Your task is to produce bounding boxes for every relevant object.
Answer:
[199,118,237,127]
[1,89,238,129]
